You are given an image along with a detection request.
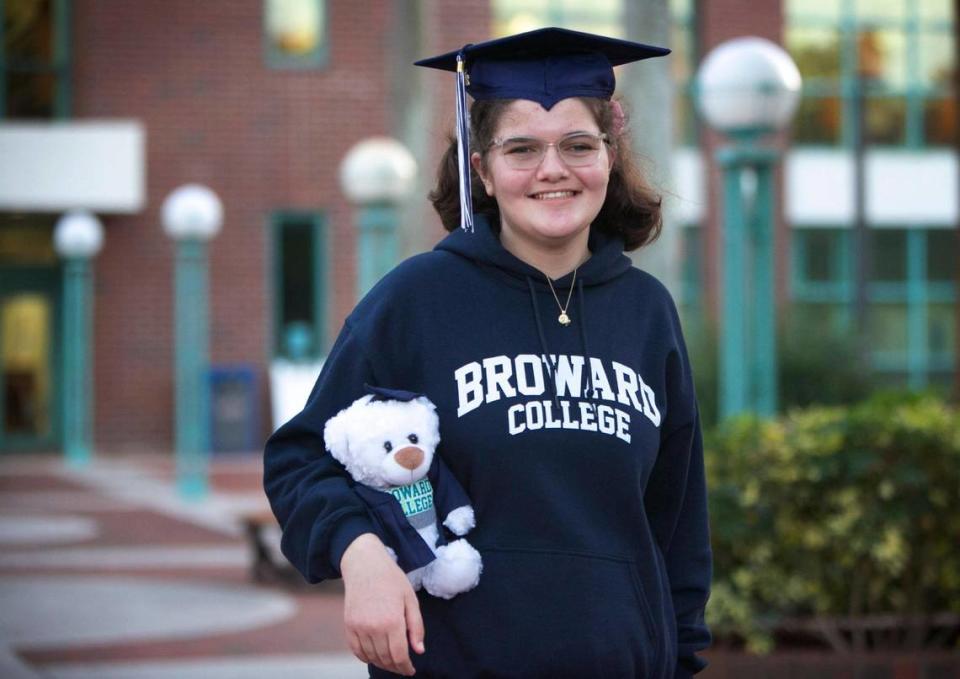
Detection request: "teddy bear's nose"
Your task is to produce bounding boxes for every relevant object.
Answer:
[394,446,423,470]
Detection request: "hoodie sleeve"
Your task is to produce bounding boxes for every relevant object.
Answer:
[644,300,712,678]
[263,321,380,583]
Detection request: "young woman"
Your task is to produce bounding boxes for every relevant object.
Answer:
[264,27,712,678]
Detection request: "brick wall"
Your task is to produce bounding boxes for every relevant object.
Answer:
[72,0,490,451]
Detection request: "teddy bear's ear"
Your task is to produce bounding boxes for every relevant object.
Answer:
[323,411,350,463]
[413,395,437,412]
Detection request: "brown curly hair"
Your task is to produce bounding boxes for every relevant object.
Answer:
[428,97,662,251]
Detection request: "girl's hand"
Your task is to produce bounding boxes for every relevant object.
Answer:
[341,533,425,676]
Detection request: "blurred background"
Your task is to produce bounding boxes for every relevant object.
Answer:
[0,0,957,677]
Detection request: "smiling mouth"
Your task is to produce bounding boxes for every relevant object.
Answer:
[529,190,579,200]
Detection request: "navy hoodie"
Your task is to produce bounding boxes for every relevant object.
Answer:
[264,214,712,678]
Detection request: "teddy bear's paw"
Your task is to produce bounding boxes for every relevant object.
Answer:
[422,540,482,599]
[443,505,476,536]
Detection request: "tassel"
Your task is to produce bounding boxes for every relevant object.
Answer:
[456,52,474,232]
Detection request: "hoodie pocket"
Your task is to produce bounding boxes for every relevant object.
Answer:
[417,547,660,679]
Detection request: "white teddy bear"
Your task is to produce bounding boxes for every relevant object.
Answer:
[324,385,482,600]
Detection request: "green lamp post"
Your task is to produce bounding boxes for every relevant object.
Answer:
[696,38,802,420]
[53,210,105,468]
[161,184,223,499]
[339,137,417,299]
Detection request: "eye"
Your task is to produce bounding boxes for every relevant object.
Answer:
[560,135,602,157]
[501,139,541,156]
[383,441,393,453]
[505,144,536,155]
[407,433,418,444]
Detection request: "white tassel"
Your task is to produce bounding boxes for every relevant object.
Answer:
[456,53,474,232]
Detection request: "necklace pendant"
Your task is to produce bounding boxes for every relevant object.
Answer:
[558,313,571,326]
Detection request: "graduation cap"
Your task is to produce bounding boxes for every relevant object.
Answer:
[414,27,669,232]
[365,384,424,403]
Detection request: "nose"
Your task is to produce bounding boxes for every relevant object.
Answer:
[394,446,424,471]
[535,144,569,180]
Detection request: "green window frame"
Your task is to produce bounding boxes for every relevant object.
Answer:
[263,0,328,70]
[786,0,955,149]
[270,211,328,360]
[670,0,698,147]
[0,0,72,119]
[790,225,956,389]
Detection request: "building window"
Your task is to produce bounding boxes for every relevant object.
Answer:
[492,0,697,146]
[263,0,327,69]
[271,212,327,359]
[790,226,956,388]
[786,0,955,148]
[1,0,71,119]
[492,0,625,37]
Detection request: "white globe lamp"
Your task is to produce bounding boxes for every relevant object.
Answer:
[697,37,802,137]
[161,184,223,241]
[54,210,104,259]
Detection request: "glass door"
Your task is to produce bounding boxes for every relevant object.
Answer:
[0,268,60,452]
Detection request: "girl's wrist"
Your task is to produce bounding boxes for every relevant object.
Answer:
[340,532,386,575]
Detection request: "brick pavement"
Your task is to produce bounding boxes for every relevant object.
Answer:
[0,452,367,679]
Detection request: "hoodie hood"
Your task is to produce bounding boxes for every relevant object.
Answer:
[435,213,633,288]
[435,212,633,413]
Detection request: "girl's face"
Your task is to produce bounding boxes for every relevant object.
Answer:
[472,98,613,258]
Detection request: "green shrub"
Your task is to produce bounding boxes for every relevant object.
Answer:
[705,391,960,652]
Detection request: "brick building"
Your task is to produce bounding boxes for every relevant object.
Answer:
[0,0,956,454]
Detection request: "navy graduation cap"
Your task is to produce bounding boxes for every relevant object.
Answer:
[414,27,670,232]
[364,383,423,403]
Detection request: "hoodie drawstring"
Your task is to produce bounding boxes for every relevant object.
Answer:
[576,280,596,408]
[527,276,562,410]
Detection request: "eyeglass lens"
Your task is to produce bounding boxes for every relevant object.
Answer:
[498,134,605,169]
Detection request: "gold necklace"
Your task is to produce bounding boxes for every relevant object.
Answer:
[545,268,577,326]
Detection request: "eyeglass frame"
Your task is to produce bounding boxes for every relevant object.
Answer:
[486,132,610,170]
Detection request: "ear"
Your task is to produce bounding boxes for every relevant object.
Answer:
[471,152,494,197]
[323,410,350,464]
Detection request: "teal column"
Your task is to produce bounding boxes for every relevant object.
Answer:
[357,204,399,299]
[717,142,780,420]
[718,149,748,420]
[62,257,94,467]
[906,229,928,389]
[749,157,778,417]
[173,239,211,498]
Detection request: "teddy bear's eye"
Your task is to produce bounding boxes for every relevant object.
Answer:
[383,441,393,453]
[407,433,418,444]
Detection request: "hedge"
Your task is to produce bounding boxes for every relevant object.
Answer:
[704,391,960,653]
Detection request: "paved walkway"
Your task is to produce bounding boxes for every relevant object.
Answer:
[0,452,368,679]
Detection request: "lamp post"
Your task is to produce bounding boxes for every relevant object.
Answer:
[53,210,104,468]
[161,184,223,498]
[696,37,802,419]
[339,137,417,299]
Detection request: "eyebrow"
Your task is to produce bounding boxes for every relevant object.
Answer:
[500,130,598,141]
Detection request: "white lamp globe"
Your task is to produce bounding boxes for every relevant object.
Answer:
[54,210,105,259]
[161,184,224,241]
[339,137,418,204]
[696,37,802,135]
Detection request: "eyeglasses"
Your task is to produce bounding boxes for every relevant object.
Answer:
[489,133,609,170]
